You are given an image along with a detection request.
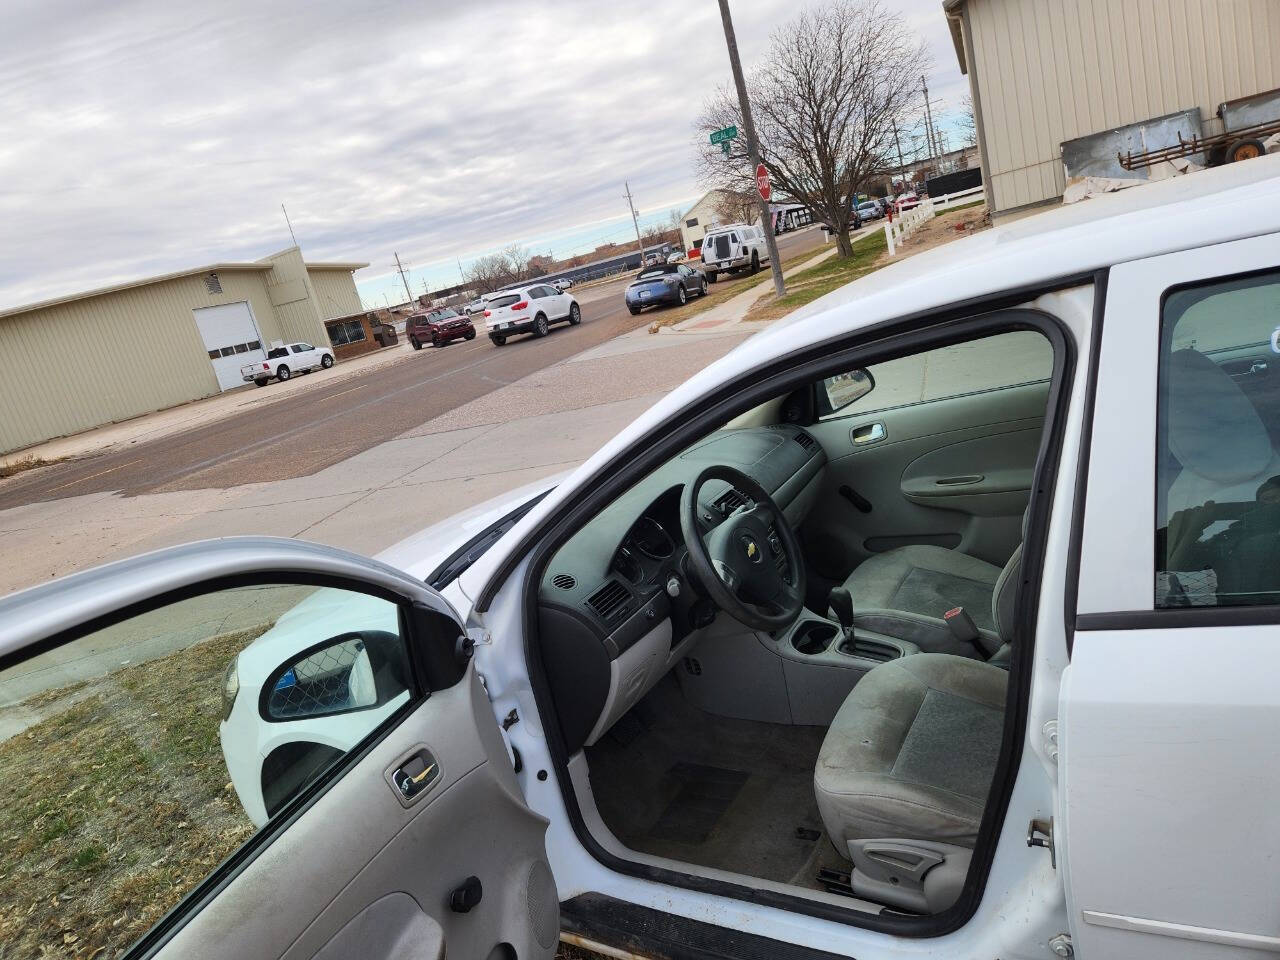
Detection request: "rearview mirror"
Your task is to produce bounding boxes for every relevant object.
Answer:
[818,368,875,416]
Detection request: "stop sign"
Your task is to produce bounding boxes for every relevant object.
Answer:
[755,163,771,202]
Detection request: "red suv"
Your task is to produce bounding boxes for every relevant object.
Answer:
[407,308,476,349]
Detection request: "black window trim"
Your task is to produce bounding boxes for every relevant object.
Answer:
[513,272,1090,940]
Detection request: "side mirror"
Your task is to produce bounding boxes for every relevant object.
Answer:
[263,630,410,721]
[816,368,875,417]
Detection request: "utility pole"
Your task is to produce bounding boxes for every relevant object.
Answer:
[281,203,299,247]
[718,0,785,292]
[393,252,414,306]
[921,76,937,160]
[624,181,646,265]
[892,123,907,193]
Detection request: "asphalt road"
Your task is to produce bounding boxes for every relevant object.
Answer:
[0,227,827,509]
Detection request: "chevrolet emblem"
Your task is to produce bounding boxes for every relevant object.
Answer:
[746,541,757,558]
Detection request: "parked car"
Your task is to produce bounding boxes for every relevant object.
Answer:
[240,341,333,386]
[9,158,1280,960]
[623,263,708,314]
[481,282,580,345]
[463,297,485,315]
[552,278,574,291]
[642,250,665,267]
[856,199,884,221]
[666,251,684,264]
[406,307,476,349]
[700,222,771,282]
[893,191,921,213]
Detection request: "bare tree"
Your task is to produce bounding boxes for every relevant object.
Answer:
[694,1,928,257]
[958,94,977,151]
[712,188,759,226]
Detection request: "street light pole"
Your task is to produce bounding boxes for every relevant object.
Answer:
[717,0,785,297]
[624,181,646,266]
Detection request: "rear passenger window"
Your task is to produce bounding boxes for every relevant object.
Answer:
[1156,269,1280,608]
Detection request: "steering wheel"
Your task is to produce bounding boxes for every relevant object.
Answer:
[680,464,807,631]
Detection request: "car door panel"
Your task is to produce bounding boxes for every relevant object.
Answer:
[164,668,556,960]
[0,538,556,960]
[805,380,1049,579]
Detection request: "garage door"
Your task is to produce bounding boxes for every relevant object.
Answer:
[193,302,264,391]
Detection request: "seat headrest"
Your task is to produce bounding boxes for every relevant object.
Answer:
[1167,349,1272,483]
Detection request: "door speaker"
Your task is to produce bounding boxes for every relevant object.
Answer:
[525,859,558,949]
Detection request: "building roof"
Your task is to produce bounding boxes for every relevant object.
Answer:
[305,261,370,271]
[0,261,276,320]
[943,0,968,74]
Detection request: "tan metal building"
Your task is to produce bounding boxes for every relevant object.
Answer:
[945,0,1280,218]
[0,246,367,454]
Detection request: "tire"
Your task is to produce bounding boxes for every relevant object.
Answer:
[533,314,549,337]
[707,271,718,283]
[1227,138,1266,163]
[700,279,709,296]
[276,365,291,381]
[431,335,440,348]
[628,306,642,316]
[676,285,687,305]
[568,303,581,325]
[751,251,760,273]
[254,379,269,388]
[490,334,506,346]
[410,337,422,350]
[320,354,334,368]
[464,329,476,340]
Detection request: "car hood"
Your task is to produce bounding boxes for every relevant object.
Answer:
[375,470,567,587]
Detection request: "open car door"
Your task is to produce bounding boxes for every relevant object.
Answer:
[0,537,558,960]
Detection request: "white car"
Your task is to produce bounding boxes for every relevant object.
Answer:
[552,278,574,291]
[7,156,1280,960]
[240,341,334,386]
[700,221,770,282]
[666,251,684,264]
[481,282,581,346]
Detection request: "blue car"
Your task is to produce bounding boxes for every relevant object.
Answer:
[624,263,709,315]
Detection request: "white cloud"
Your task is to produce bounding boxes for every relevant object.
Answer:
[0,0,967,310]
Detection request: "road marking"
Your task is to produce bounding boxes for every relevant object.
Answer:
[45,459,142,494]
[317,384,366,402]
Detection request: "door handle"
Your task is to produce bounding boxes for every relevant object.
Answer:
[390,748,439,801]
[852,422,886,445]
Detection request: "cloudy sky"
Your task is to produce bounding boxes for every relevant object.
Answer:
[0,0,967,311]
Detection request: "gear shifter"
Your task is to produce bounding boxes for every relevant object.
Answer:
[828,586,855,639]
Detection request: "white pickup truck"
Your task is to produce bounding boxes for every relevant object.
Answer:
[699,222,770,282]
[241,341,334,387]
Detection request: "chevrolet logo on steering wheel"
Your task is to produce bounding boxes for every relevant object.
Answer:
[742,536,761,562]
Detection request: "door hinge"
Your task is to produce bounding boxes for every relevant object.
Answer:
[1048,933,1073,957]
[502,708,520,730]
[1027,817,1056,868]
[1042,719,1059,763]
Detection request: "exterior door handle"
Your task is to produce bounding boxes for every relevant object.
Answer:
[852,422,886,445]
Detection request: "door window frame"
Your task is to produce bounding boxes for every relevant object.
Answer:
[0,546,466,960]
[1072,233,1280,631]
[509,274,1091,938]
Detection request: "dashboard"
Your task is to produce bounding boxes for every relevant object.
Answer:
[535,424,827,753]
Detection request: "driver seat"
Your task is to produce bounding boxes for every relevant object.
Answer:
[811,555,1020,912]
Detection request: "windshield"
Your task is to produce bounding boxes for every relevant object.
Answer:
[637,269,668,280]
[431,309,458,320]
[486,294,520,309]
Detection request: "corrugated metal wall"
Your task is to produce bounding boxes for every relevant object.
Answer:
[307,269,363,320]
[0,270,283,454]
[259,247,329,346]
[966,0,1280,213]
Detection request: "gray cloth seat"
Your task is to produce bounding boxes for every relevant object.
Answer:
[844,543,1019,656]
[814,653,1007,852]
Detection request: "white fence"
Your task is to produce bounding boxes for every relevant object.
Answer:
[884,185,985,256]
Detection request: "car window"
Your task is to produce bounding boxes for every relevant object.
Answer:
[1156,269,1280,608]
[0,583,414,960]
[821,330,1053,419]
[290,345,306,353]
[298,343,314,351]
[267,347,288,359]
[486,294,520,309]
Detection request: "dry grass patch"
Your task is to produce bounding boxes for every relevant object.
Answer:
[0,455,67,479]
[0,627,265,959]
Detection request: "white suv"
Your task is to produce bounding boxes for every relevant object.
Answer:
[481,283,581,346]
[700,222,770,282]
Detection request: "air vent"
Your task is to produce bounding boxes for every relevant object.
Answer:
[205,272,222,295]
[586,579,633,622]
[551,573,576,590]
[683,657,703,676]
[794,431,816,451]
[715,488,748,515]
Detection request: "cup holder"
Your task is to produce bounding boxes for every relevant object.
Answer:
[791,621,838,656]
[838,636,904,663]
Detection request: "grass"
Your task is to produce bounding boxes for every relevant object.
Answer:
[743,229,889,324]
[0,454,66,479]
[0,626,266,959]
